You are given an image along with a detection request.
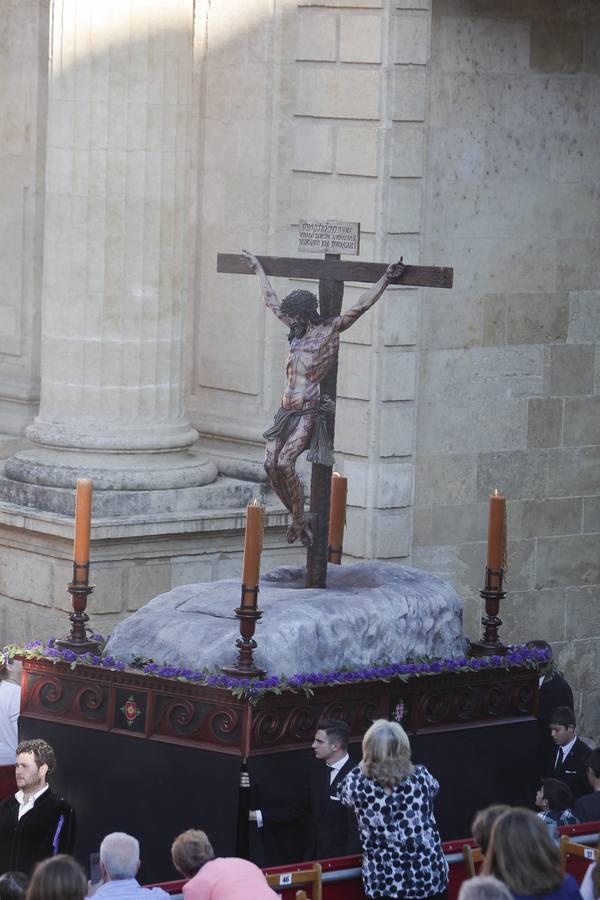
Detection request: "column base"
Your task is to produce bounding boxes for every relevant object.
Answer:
[25,418,201,453]
[0,469,273,517]
[4,445,218,492]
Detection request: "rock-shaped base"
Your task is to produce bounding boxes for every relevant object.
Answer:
[105,562,466,675]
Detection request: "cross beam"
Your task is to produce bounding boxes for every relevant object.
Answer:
[217,254,453,289]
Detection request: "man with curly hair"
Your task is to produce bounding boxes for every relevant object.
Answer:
[0,738,76,875]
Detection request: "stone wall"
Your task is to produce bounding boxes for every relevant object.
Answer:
[0,0,47,433]
[414,0,600,740]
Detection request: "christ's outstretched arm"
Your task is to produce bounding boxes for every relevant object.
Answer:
[241,249,292,325]
[335,258,405,332]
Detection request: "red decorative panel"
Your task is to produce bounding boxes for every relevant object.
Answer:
[20,659,538,756]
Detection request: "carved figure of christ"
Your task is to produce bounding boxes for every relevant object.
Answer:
[241,250,406,547]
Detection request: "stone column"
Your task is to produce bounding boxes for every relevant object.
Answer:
[4,0,216,503]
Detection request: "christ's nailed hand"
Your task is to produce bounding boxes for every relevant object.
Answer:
[241,249,259,272]
[386,257,405,281]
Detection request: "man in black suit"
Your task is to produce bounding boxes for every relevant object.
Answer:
[306,720,360,860]
[526,640,574,772]
[545,706,592,801]
[0,738,76,875]
[574,748,600,823]
[250,719,360,861]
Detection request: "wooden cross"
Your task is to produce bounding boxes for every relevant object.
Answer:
[217,251,453,589]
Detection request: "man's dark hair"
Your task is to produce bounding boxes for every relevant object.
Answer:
[16,739,56,774]
[0,872,28,900]
[525,638,552,656]
[541,778,572,813]
[280,289,320,322]
[318,719,349,751]
[280,290,323,342]
[526,639,552,655]
[586,748,600,778]
[549,706,576,728]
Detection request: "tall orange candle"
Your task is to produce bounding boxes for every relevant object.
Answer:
[73,478,93,582]
[328,473,348,564]
[487,489,506,587]
[241,499,264,607]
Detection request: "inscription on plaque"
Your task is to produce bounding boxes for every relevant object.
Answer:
[298,220,360,255]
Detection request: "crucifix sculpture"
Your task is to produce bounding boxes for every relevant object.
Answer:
[217,243,453,589]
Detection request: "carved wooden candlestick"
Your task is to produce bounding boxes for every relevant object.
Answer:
[469,566,510,657]
[221,586,266,678]
[222,500,267,677]
[54,562,102,654]
[55,478,101,655]
[470,488,510,656]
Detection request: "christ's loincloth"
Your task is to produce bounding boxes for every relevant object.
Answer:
[263,396,335,466]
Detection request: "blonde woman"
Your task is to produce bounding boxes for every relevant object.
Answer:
[337,719,448,900]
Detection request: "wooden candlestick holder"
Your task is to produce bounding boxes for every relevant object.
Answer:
[221,585,266,678]
[54,563,102,655]
[469,566,510,657]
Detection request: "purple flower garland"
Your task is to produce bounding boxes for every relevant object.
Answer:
[4,638,550,702]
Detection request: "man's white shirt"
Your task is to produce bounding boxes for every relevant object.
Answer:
[555,735,577,769]
[16,783,49,820]
[327,754,349,786]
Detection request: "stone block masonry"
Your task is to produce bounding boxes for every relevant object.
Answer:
[415,0,600,741]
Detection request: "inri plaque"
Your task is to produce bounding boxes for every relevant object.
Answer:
[298,220,360,255]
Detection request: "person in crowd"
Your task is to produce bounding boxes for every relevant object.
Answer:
[249,718,360,861]
[579,861,599,900]
[0,739,76,875]
[527,642,573,723]
[458,876,513,900]
[0,872,28,900]
[482,807,582,900]
[574,749,600,823]
[88,833,169,900]
[535,778,578,834]
[546,707,592,801]
[0,657,20,767]
[526,641,573,773]
[25,855,86,900]
[171,829,279,900]
[337,719,448,900]
[471,806,511,856]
